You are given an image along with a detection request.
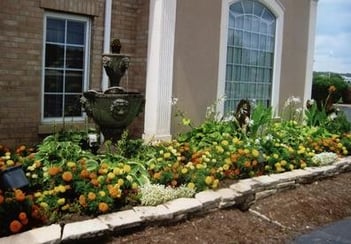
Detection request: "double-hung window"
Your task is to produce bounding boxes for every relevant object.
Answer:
[224,0,276,113]
[42,12,90,122]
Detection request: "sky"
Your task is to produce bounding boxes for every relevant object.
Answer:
[313,0,351,74]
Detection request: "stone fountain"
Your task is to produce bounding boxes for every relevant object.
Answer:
[81,39,144,141]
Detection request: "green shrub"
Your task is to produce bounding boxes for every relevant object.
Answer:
[312,73,348,106]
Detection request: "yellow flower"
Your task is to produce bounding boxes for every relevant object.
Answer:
[223,164,230,171]
[117,178,124,186]
[205,176,214,185]
[181,168,188,174]
[221,140,229,146]
[61,204,70,211]
[123,164,131,173]
[252,149,259,158]
[107,172,116,180]
[40,202,49,209]
[113,167,123,175]
[187,182,195,189]
[163,152,171,159]
[99,191,106,197]
[57,198,66,206]
[66,161,76,168]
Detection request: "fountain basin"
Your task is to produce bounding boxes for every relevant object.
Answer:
[81,87,144,141]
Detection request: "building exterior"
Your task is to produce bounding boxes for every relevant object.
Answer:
[0,0,318,148]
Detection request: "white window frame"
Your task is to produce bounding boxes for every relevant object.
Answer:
[217,0,284,116]
[41,11,91,123]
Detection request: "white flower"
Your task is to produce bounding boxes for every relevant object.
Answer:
[328,112,337,120]
[171,97,178,105]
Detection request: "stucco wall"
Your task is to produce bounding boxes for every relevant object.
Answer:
[172,0,222,134]
[279,0,311,110]
[172,0,313,134]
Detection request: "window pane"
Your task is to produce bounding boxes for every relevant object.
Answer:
[253,2,264,17]
[230,2,243,14]
[234,30,243,46]
[252,17,259,32]
[45,44,64,67]
[45,70,63,92]
[235,16,244,29]
[234,48,242,64]
[64,95,82,116]
[251,33,259,49]
[44,94,62,118]
[46,18,65,43]
[67,21,85,45]
[226,64,232,81]
[228,29,235,46]
[243,31,250,48]
[243,0,253,14]
[65,71,83,92]
[66,46,83,68]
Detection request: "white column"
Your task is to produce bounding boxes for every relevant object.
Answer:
[102,0,112,91]
[304,0,319,104]
[143,0,177,141]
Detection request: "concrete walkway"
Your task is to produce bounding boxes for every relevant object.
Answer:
[1,157,351,244]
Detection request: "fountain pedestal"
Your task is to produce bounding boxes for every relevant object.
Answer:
[81,39,145,141]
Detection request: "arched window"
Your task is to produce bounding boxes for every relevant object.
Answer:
[224,0,276,113]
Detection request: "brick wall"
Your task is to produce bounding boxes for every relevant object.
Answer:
[0,0,149,148]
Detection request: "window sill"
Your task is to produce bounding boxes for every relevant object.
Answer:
[38,122,96,135]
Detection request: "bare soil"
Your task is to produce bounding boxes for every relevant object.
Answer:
[106,172,351,244]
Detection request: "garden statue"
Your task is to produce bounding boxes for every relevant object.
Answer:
[80,39,144,141]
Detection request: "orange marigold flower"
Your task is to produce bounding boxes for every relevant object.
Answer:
[80,169,90,178]
[328,85,336,93]
[79,195,87,207]
[14,189,25,202]
[62,171,73,182]
[9,220,23,233]
[90,178,99,186]
[18,212,27,221]
[31,205,41,219]
[48,166,61,176]
[20,218,29,225]
[87,192,96,201]
[98,202,109,213]
[89,172,97,179]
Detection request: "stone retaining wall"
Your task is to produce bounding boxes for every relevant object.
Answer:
[2,157,351,244]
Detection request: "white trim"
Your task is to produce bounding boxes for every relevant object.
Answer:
[102,0,112,91]
[217,0,284,116]
[304,0,318,105]
[41,11,91,123]
[143,0,177,141]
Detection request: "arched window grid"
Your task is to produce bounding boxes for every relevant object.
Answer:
[224,0,276,113]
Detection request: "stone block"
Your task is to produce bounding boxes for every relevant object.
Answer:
[61,218,109,242]
[163,198,203,216]
[133,205,173,222]
[195,190,222,210]
[0,224,61,244]
[98,209,143,232]
[216,188,241,208]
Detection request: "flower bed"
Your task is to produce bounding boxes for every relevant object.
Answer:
[1,96,351,237]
